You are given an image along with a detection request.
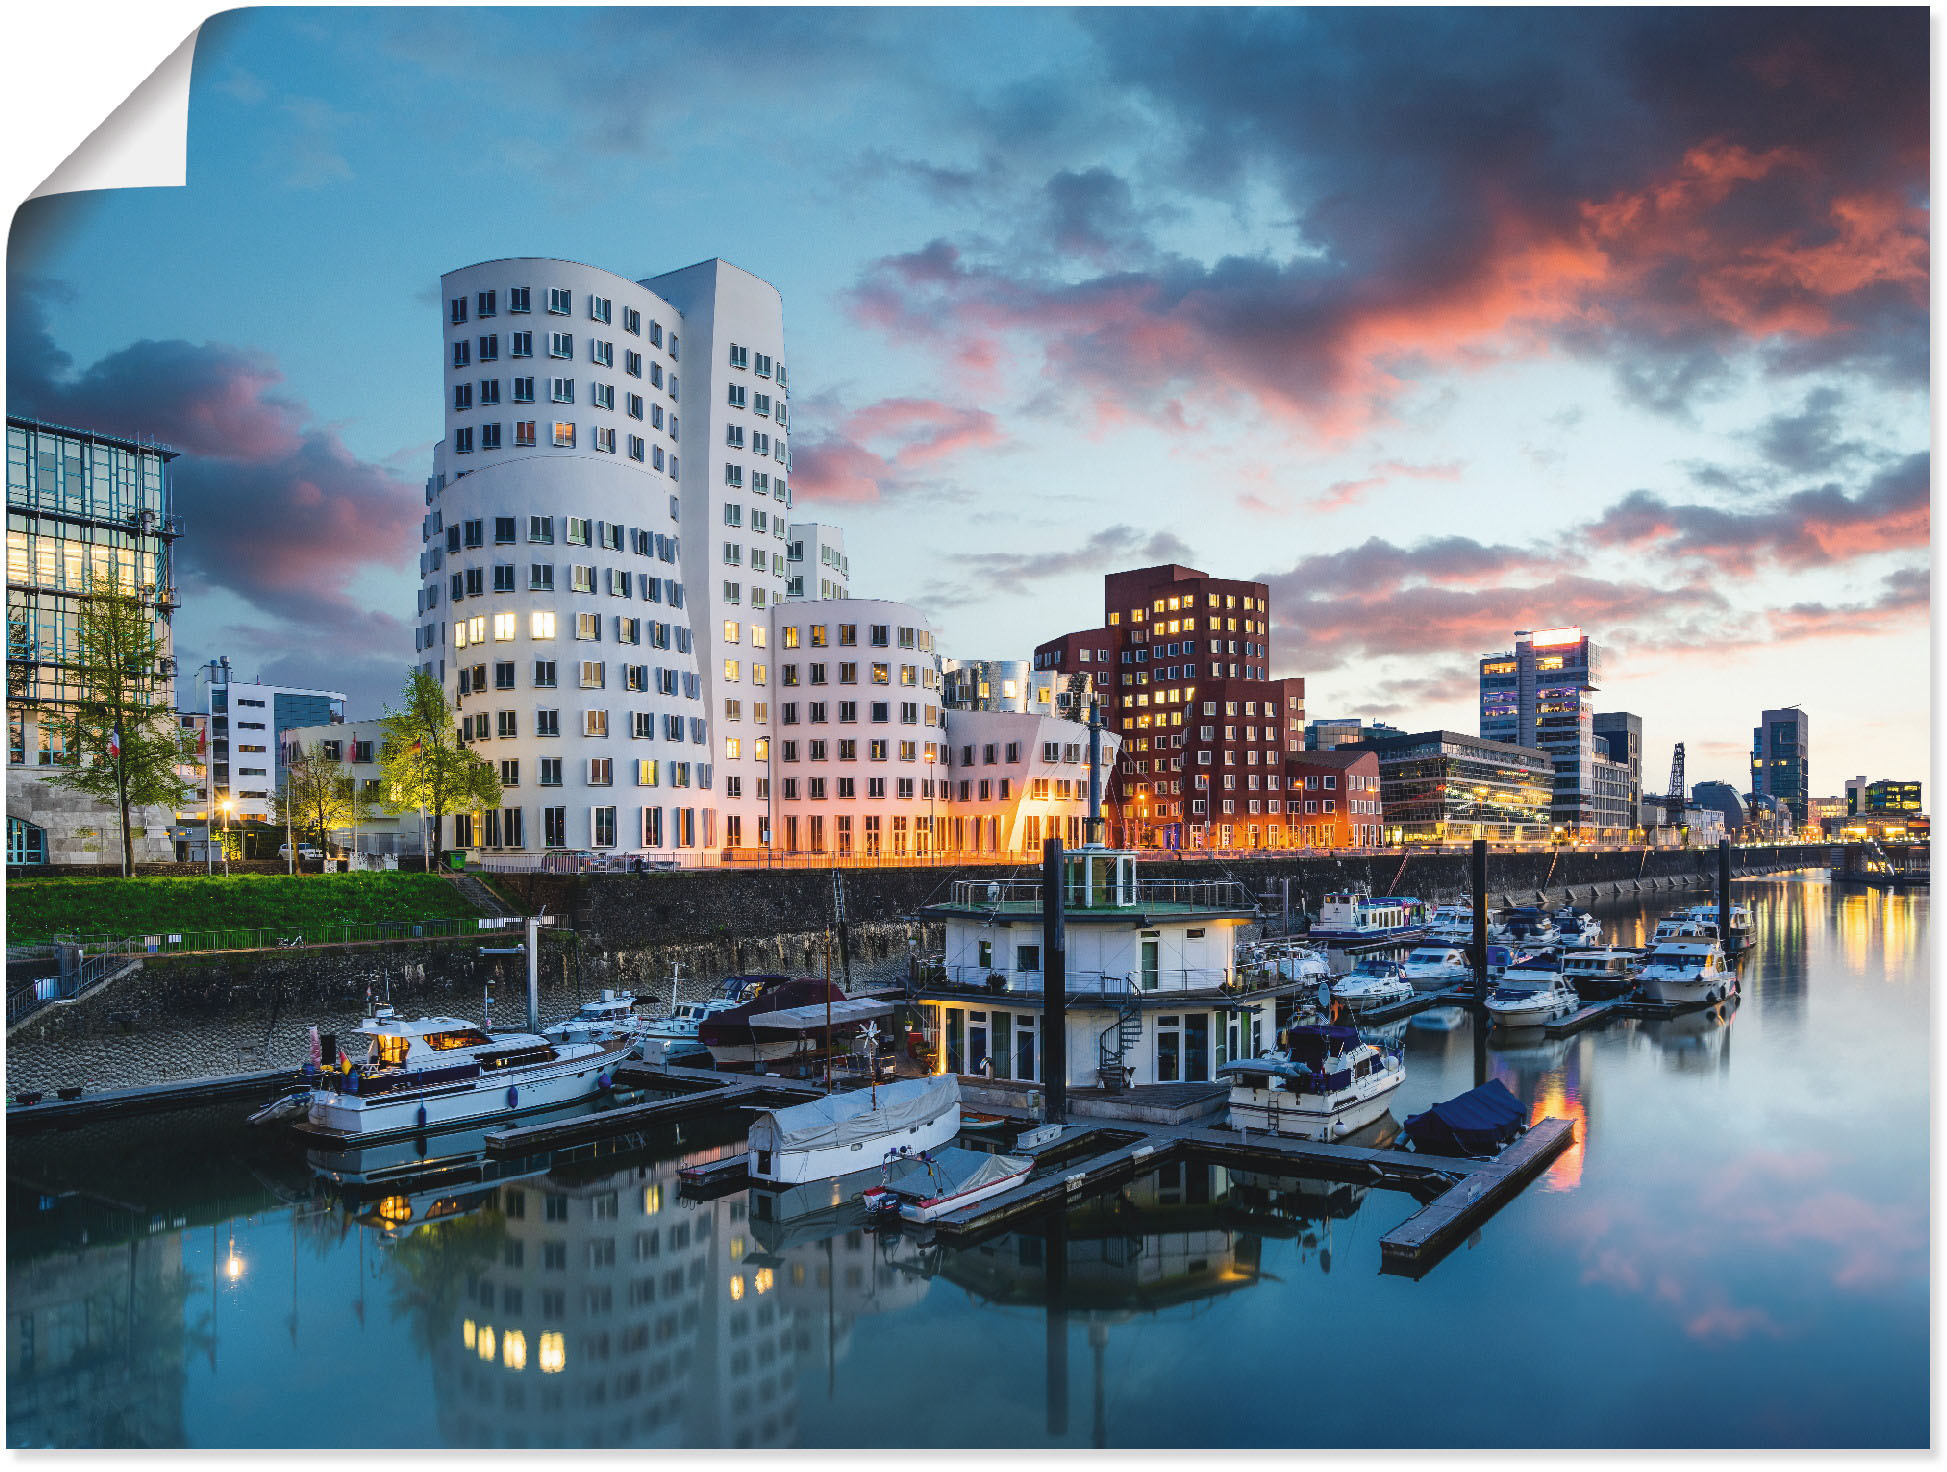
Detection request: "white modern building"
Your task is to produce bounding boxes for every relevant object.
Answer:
[192,657,345,822]
[941,658,1031,713]
[423,255,1115,865]
[279,715,416,858]
[784,521,849,601]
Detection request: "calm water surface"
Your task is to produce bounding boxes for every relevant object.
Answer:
[7,876,1927,1448]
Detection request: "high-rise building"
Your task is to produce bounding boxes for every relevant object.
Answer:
[784,521,850,600]
[1750,707,1810,824]
[192,658,346,824]
[1478,628,1631,840]
[1345,729,1555,845]
[1592,711,1643,827]
[1864,779,1922,814]
[1035,563,1304,850]
[6,416,185,866]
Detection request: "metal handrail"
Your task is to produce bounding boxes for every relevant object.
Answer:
[49,916,479,957]
[943,877,1254,910]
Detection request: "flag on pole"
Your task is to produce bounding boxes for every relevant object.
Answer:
[106,728,122,759]
[196,725,207,755]
[409,738,425,756]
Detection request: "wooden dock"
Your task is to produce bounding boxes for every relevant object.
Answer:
[1378,1118,1575,1275]
[7,1067,301,1128]
[483,1075,819,1155]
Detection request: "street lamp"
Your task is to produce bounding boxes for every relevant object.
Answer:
[220,798,234,875]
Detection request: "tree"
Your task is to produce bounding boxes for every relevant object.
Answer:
[378,668,500,865]
[274,741,382,862]
[43,567,193,875]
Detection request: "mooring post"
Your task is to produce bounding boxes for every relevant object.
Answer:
[525,913,541,1034]
[1718,837,1733,954]
[1042,836,1067,1123]
[1471,838,1489,1005]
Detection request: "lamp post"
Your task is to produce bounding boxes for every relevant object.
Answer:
[220,798,233,876]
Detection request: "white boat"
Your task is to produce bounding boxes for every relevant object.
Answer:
[1637,938,1737,1005]
[862,1146,1034,1223]
[1401,946,1472,991]
[1559,948,1638,999]
[261,1007,630,1141]
[1424,905,1506,946]
[1331,956,1415,1014]
[1498,907,1560,949]
[1220,1023,1404,1141]
[1552,908,1604,948]
[1656,903,1754,956]
[1309,886,1429,945]
[1485,957,1580,1028]
[1242,939,1333,984]
[543,989,639,1045]
[746,1074,962,1188]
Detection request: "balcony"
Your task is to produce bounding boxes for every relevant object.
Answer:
[934,874,1255,920]
[912,958,1297,1004]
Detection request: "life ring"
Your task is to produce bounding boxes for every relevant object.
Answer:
[507,1085,519,1109]
[598,1072,613,1091]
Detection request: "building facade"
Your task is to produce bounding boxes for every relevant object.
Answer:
[279,716,416,858]
[6,417,184,865]
[1304,717,1400,751]
[1750,706,1810,825]
[1479,628,1631,840]
[1864,779,1921,815]
[940,658,1031,713]
[1283,747,1384,848]
[1688,781,1746,836]
[1034,564,1305,850]
[192,658,346,823]
[1592,711,1643,826]
[1349,729,1555,846]
[783,521,849,601]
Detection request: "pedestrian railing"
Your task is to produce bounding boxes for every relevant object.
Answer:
[49,916,486,958]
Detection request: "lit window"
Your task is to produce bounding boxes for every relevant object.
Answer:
[530,610,556,639]
[493,613,516,641]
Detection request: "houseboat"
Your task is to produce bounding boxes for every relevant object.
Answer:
[916,844,1295,1093]
[1308,886,1429,946]
[255,1007,630,1142]
[1637,938,1737,1005]
[1220,1023,1404,1141]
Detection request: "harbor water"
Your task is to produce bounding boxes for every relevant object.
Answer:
[6,875,1927,1448]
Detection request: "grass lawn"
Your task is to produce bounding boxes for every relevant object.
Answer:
[5,873,486,945]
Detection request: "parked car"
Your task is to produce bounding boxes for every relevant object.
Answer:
[279,843,324,861]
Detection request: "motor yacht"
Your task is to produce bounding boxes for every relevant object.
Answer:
[1330,956,1415,1014]
[1400,945,1471,991]
[252,1006,630,1141]
[1220,1023,1405,1141]
[1553,908,1604,948]
[1498,907,1561,949]
[1559,948,1638,999]
[1484,955,1580,1028]
[1657,902,1755,956]
[1637,938,1737,1005]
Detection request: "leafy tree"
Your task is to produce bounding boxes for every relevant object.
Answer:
[273,741,383,861]
[42,567,193,875]
[378,669,500,865]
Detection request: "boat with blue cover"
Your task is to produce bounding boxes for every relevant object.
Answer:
[1403,1077,1527,1156]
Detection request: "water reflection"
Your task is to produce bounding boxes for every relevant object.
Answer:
[4,880,1928,1449]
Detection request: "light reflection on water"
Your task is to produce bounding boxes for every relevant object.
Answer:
[5,877,1927,1449]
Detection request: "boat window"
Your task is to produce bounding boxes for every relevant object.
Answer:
[374,1034,410,1068]
[425,1029,492,1051]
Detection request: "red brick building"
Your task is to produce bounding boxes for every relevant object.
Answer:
[1034,563,1307,850]
[1285,747,1384,849]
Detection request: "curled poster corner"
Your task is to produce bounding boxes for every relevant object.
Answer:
[29,27,200,200]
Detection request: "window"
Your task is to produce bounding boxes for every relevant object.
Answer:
[514,420,536,447]
[511,332,533,359]
[593,383,615,410]
[547,287,572,315]
[493,612,516,640]
[550,332,573,359]
[623,306,640,335]
[550,377,574,404]
[540,755,563,783]
[589,757,613,785]
[530,610,557,639]
[584,710,608,738]
[552,422,575,448]
[627,392,644,419]
[529,563,554,591]
[533,659,557,687]
[727,384,748,409]
[478,337,499,364]
[508,286,530,313]
[450,296,469,325]
[576,612,601,640]
[590,294,612,324]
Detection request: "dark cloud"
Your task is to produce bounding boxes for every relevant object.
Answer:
[922,526,1193,609]
[1588,454,1929,574]
[9,282,422,712]
[849,9,1926,434]
[1754,386,1865,476]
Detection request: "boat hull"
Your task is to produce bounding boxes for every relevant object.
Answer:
[1310,925,1427,946]
[747,1103,960,1188]
[1486,995,1577,1028]
[1227,1068,1402,1141]
[1403,966,1469,992]
[302,1042,624,1142]
[865,1162,1033,1224]
[1642,974,1737,1005]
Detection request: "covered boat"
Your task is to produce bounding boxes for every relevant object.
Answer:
[1403,1078,1526,1156]
[1220,1023,1404,1141]
[746,1074,961,1188]
[862,1146,1034,1223]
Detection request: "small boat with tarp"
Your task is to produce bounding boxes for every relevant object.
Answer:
[1220,1023,1403,1140]
[747,1073,961,1190]
[862,1146,1034,1223]
[1402,1078,1527,1157]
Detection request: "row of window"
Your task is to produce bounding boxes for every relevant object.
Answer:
[762,701,934,727]
[450,290,675,357]
[457,707,707,749]
[452,378,676,435]
[449,657,703,701]
[449,336,675,399]
[724,342,784,384]
[439,608,698,652]
[443,565,683,606]
[436,512,680,551]
[450,422,673,467]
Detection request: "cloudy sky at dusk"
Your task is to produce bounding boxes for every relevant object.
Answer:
[8,6,1928,793]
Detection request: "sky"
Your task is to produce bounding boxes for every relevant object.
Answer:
[7,6,1930,794]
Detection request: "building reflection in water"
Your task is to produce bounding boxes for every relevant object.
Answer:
[1490,1031,1591,1191]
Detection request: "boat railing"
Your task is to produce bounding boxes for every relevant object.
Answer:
[942,877,1254,911]
[919,962,1271,996]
